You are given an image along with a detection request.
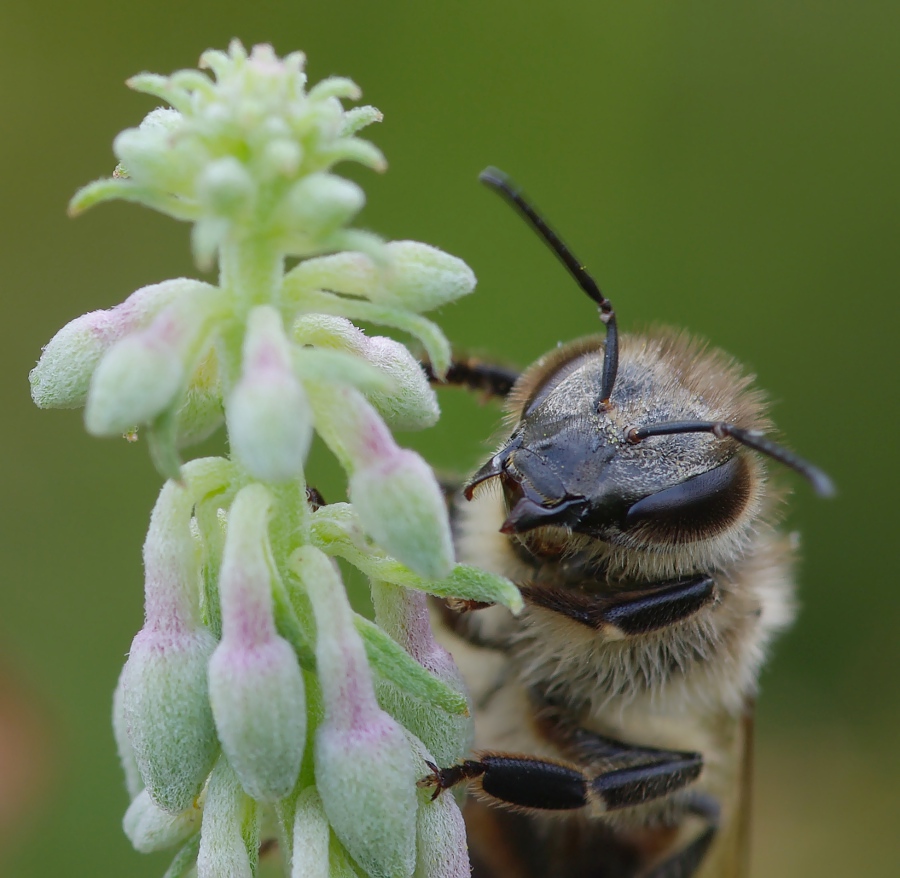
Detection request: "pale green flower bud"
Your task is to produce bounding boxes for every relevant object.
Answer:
[30,278,211,410]
[120,481,219,813]
[290,787,329,878]
[285,241,476,313]
[405,733,471,878]
[373,241,476,311]
[196,758,258,878]
[173,347,223,447]
[86,290,223,436]
[208,484,306,802]
[279,172,364,240]
[113,107,191,191]
[294,315,438,430]
[295,546,418,878]
[196,157,256,220]
[113,668,143,800]
[226,306,312,482]
[372,582,472,766]
[123,789,202,853]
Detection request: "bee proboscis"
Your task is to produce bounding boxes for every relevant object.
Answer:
[422,168,832,878]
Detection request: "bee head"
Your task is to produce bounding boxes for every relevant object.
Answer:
[470,168,833,549]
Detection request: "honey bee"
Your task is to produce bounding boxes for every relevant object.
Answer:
[421,168,833,878]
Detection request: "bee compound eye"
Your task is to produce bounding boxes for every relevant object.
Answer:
[624,456,751,539]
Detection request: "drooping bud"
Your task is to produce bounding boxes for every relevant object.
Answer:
[372,582,472,766]
[208,484,306,802]
[226,306,312,483]
[307,384,453,578]
[119,480,219,813]
[85,290,222,436]
[30,278,213,410]
[294,315,438,430]
[293,545,418,878]
[196,757,258,878]
[123,789,202,854]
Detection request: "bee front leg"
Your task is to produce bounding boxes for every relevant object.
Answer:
[420,748,702,815]
[520,574,717,637]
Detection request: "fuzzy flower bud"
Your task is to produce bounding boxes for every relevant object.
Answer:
[72,42,385,262]
[85,290,222,436]
[123,789,202,854]
[208,484,306,802]
[113,668,143,801]
[308,384,453,578]
[372,582,472,766]
[290,786,329,878]
[295,545,418,878]
[119,480,219,813]
[287,241,476,313]
[30,278,212,410]
[196,758,258,878]
[405,734,470,878]
[294,314,438,430]
[279,172,365,240]
[350,448,454,580]
[226,306,312,483]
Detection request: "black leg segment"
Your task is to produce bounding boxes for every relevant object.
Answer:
[421,747,702,815]
[519,575,716,636]
[421,357,520,399]
[592,754,703,811]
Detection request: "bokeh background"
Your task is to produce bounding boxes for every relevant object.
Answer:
[2,2,898,875]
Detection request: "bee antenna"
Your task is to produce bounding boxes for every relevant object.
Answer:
[626,420,836,497]
[479,167,619,408]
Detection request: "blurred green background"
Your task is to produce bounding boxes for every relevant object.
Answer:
[2,1,897,875]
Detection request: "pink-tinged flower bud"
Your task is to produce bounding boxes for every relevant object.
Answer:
[294,314,438,431]
[197,758,258,878]
[208,484,306,802]
[372,583,472,766]
[30,278,212,410]
[294,546,418,878]
[290,787,329,878]
[120,480,219,813]
[350,446,454,580]
[308,384,453,578]
[226,306,312,483]
[85,291,221,436]
[123,788,202,853]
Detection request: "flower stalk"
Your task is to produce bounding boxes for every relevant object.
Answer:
[31,40,519,877]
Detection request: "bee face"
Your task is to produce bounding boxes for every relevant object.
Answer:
[468,336,760,549]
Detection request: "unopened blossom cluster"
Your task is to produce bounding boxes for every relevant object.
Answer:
[31,41,521,878]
